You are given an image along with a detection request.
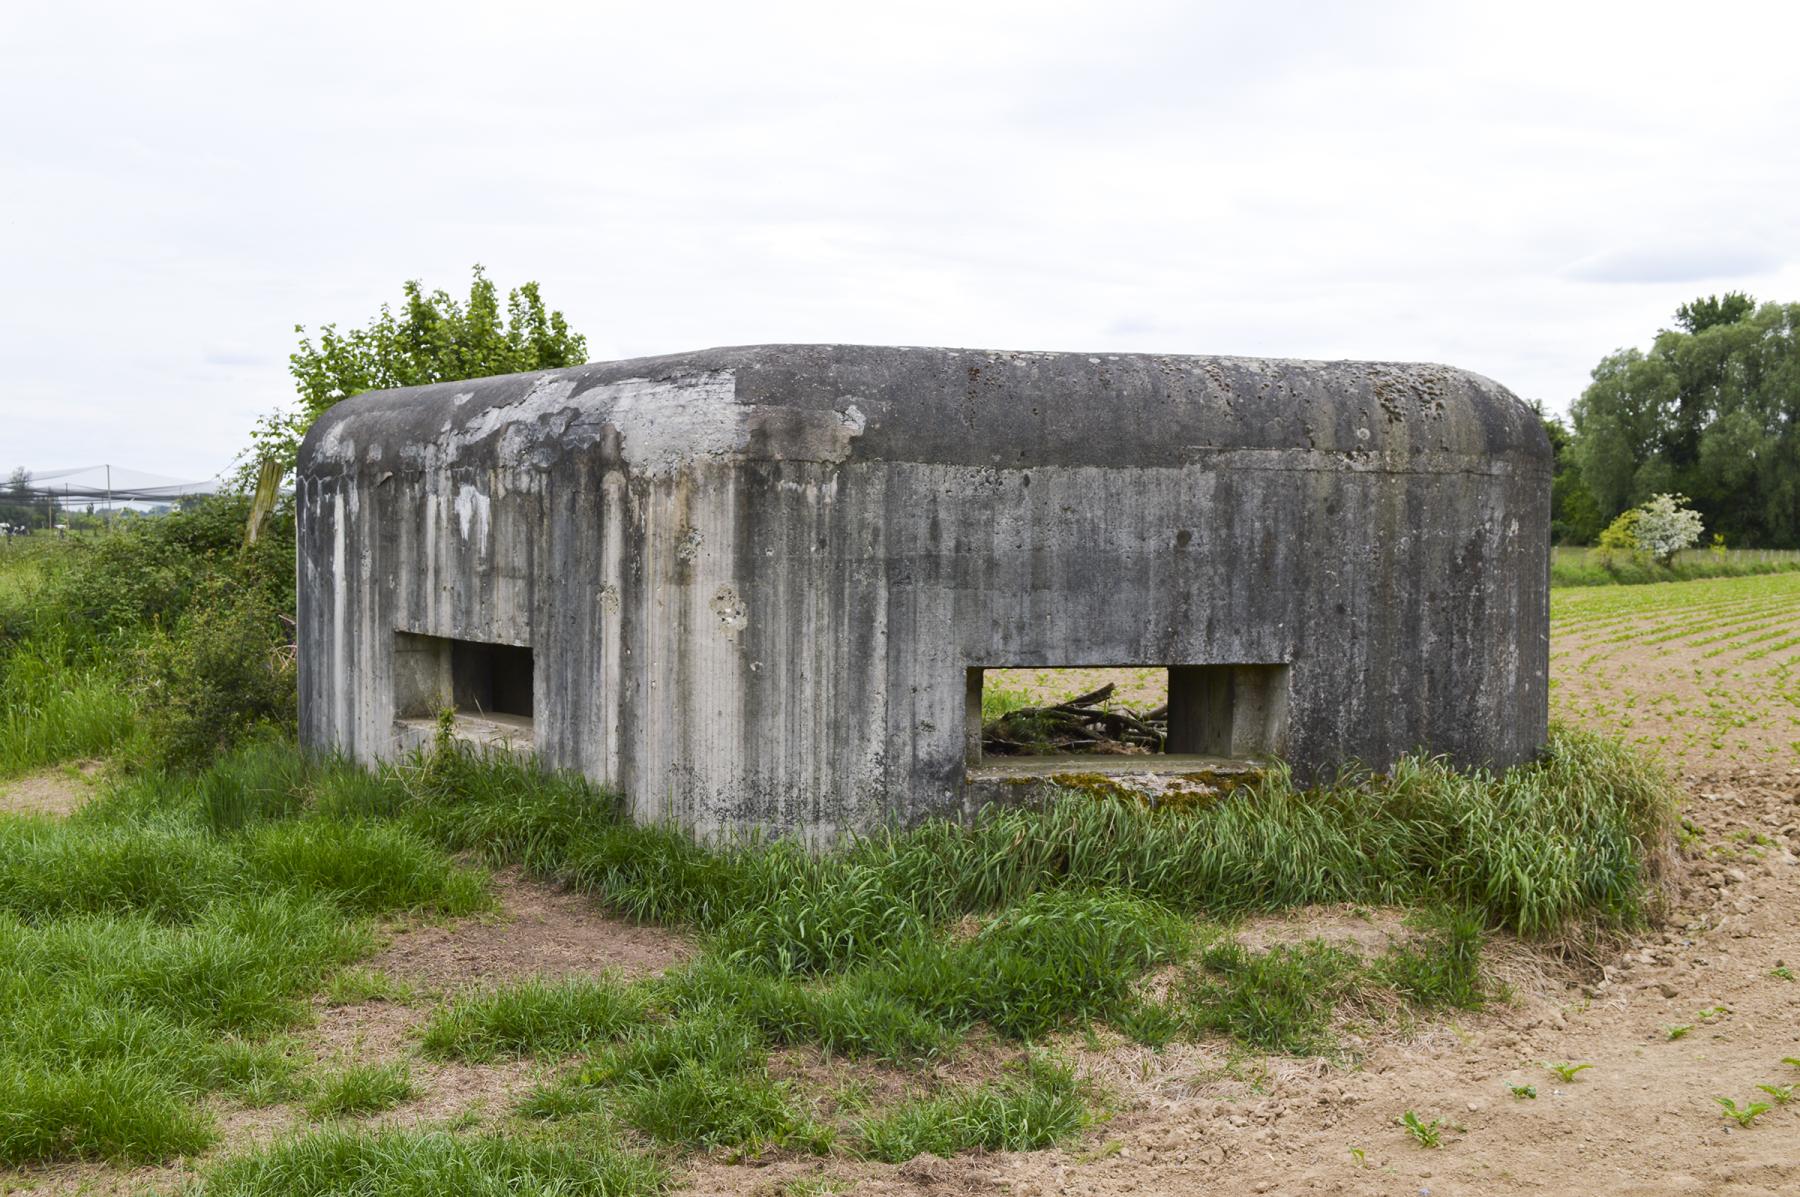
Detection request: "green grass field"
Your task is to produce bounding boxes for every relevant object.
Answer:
[1550,545,1800,588]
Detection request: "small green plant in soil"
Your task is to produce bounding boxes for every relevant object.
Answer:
[1771,966,1794,981]
[420,976,649,1061]
[1716,1096,1772,1128]
[1695,1005,1729,1024]
[856,1056,1089,1163]
[324,967,414,1006]
[1544,1062,1593,1083]
[782,1180,853,1197]
[1785,1058,1800,1069]
[305,1061,416,1119]
[1755,1083,1795,1105]
[1666,1025,1692,1041]
[1398,1110,1443,1148]
[1508,1083,1537,1099]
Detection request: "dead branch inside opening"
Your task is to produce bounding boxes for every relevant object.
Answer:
[967,664,1287,765]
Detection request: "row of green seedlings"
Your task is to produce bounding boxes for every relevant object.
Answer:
[1398,1052,1800,1151]
[1665,1003,1800,1129]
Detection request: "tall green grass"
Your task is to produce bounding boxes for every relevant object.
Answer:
[0,742,490,1167]
[304,1061,417,1120]
[421,976,650,1061]
[189,1128,666,1197]
[0,542,139,776]
[397,725,1674,944]
[0,626,136,775]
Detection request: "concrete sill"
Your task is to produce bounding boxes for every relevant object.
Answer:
[965,753,1265,802]
[395,712,535,752]
[967,753,1262,782]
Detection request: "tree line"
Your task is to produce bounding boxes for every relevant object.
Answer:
[1545,292,1800,547]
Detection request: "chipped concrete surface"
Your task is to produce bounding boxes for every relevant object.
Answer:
[297,344,1551,843]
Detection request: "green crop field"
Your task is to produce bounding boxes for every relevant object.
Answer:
[1550,571,1800,771]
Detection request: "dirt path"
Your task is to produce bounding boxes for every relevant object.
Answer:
[0,763,97,817]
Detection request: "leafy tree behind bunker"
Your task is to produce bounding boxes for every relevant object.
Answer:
[243,265,589,479]
[1568,292,1800,548]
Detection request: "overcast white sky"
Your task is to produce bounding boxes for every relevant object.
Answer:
[4,0,1797,481]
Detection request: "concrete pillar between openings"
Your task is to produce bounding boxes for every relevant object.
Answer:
[1168,664,1289,758]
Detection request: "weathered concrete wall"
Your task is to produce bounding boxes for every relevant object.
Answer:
[297,345,1551,843]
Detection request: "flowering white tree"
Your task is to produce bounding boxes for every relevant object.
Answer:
[1631,493,1705,564]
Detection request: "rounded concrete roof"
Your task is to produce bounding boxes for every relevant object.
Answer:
[298,344,1550,478]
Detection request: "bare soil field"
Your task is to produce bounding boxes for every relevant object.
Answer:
[6,574,1799,1196]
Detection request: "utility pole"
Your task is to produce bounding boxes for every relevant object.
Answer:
[105,464,112,529]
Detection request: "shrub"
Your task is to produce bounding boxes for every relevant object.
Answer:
[48,497,293,635]
[1594,494,1705,567]
[137,582,296,771]
[1631,493,1706,563]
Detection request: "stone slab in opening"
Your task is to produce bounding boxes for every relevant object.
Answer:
[395,712,535,752]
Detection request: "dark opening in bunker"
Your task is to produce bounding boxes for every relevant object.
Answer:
[394,632,534,733]
[966,664,1289,766]
[451,640,534,718]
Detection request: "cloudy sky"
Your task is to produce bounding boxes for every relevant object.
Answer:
[4,0,1797,481]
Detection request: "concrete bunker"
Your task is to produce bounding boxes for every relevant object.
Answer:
[297,344,1551,843]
